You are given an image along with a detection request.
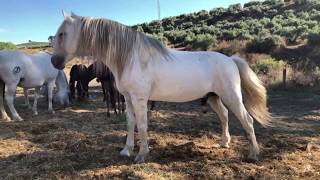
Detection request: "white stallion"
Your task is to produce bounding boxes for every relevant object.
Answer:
[51,12,272,162]
[0,50,69,121]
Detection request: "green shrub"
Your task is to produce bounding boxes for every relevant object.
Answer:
[252,58,286,74]
[186,34,217,51]
[244,1,262,8]
[0,42,17,50]
[307,33,320,46]
[246,35,282,53]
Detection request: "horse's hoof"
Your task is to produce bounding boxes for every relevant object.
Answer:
[201,106,208,113]
[134,154,146,163]
[2,116,12,122]
[246,154,259,163]
[33,112,38,116]
[49,110,55,114]
[120,146,134,157]
[220,143,230,148]
[13,117,23,121]
[220,139,230,148]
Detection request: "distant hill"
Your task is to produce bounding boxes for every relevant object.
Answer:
[133,0,320,51]
[17,41,49,49]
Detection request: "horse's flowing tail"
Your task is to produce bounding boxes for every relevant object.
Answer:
[0,78,5,110]
[231,55,272,127]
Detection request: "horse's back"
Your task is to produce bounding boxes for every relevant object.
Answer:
[30,52,58,80]
[148,49,239,102]
[0,50,31,83]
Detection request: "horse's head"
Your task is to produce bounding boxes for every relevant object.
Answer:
[51,11,82,70]
[55,90,71,107]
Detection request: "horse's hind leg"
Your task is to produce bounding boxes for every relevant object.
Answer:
[220,88,259,161]
[5,83,23,121]
[23,88,31,109]
[32,87,40,115]
[102,81,111,117]
[207,95,231,148]
[108,82,117,115]
[0,80,10,121]
[47,82,55,114]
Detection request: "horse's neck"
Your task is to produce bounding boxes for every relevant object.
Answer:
[56,71,68,91]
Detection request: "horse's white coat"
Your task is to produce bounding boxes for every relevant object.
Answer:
[0,50,69,121]
[51,13,270,163]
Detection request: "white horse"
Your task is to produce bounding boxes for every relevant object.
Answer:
[51,12,272,162]
[23,70,70,108]
[0,50,69,121]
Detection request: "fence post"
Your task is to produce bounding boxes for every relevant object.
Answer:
[283,67,287,88]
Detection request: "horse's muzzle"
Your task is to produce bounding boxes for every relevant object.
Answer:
[51,55,66,70]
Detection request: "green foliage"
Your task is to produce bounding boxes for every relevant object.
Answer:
[307,33,320,46]
[188,34,217,50]
[246,35,282,53]
[132,0,320,48]
[0,42,17,50]
[252,58,286,74]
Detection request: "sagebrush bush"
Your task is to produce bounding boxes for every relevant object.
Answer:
[252,58,286,74]
[0,42,17,50]
[187,34,217,50]
[246,35,282,53]
[307,33,320,46]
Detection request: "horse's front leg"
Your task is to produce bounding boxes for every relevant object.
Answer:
[131,95,149,163]
[69,80,76,101]
[5,83,23,121]
[120,95,136,157]
[23,88,31,109]
[0,80,10,121]
[47,82,55,114]
[32,87,40,115]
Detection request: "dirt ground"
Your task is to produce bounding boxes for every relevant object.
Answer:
[0,85,320,179]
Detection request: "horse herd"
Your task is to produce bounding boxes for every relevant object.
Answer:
[69,61,125,116]
[0,50,130,123]
[0,12,275,163]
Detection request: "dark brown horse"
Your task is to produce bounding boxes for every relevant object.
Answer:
[69,64,89,101]
[87,61,125,117]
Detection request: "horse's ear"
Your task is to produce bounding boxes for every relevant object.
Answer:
[71,12,79,19]
[62,10,73,22]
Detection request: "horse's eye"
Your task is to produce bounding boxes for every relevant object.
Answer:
[59,32,66,37]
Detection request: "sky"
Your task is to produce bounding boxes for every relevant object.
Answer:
[0,0,252,44]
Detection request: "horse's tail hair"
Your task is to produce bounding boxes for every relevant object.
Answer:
[231,55,272,127]
[0,77,5,110]
[0,54,4,107]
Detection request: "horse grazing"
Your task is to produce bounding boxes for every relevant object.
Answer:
[87,61,125,117]
[23,70,70,108]
[0,50,69,121]
[51,12,272,163]
[69,64,89,101]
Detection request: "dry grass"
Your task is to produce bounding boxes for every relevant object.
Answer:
[0,86,320,179]
[3,47,317,179]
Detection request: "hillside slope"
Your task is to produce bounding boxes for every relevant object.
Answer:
[133,0,320,52]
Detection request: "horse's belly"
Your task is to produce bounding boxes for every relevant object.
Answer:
[149,70,212,102]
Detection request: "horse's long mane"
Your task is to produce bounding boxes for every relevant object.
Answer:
[76,17,170,77]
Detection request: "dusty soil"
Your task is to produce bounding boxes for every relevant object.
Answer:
[0,86,320,179]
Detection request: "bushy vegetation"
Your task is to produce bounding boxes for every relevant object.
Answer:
[133,0,320,51]
[246,35,282,53]
[307,33,320,46]
[252,58,286,74]
[0,42,17,50]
